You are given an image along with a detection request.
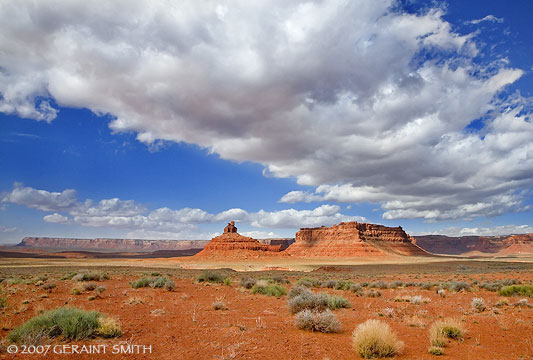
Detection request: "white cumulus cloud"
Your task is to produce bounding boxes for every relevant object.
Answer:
[420,224,533,237]
[0,1,531,221]
[2,184,363,237]
[43,213,70,224]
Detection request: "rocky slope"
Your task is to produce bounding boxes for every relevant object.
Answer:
[17,237,209,252]
[286,222,428,257]
[413,233,533,255]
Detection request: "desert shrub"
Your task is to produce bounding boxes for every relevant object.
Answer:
[480,279,521,292]
[327,295,351,309]
[42,283,56,292]
[514,299,531,307]
[72,272,109,282]
[428,346,444,355]
[420,282,434,290]
[388,281,404,289]
[294,309,340,333]
[212,300,228,310]
[131,276,174,291]
[71,287,82,295]
[95,286,106,298]
[251,283,287,297]
[7,308,104,344]
[352,319,404,359]
[335,280,354,290]
[0,297,7,308]
[494,298,508,307]
[149,276,175,291]
[296,278,321,288]
[288,292,329,314]
[321,280,337,288]
[239,277,257,289]
[445,281,470,292]
[370,281,388,289]
[223,278,231,286]
[479,282,501,292]
[131,277,151,289]
[82,283,97,291]
[61,272,77,280]
[365,290,382,298]
[471,298,486,312]
[197,271,225,284]
[97,317,121,338]
[410,295,423,305]
[429,318,464,347]
[350,283,363,293]
[288,284,313,299]
[270,275,290,284]
[498,285,533,298]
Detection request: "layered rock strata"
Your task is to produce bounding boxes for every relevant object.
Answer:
[286,221,428,257]
[17,237,208,252]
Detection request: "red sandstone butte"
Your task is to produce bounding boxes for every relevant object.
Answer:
[286,221,428,257]
[195,221,285,258]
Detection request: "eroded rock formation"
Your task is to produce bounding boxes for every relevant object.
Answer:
[195,223,284,257]
[286,221,428,257]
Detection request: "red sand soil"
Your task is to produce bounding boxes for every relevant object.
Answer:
[1,269,532,359]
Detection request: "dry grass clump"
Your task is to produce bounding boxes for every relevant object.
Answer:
[429,318,464,347]
[404,315,425,328]
[7,307,121,345]
[352,319,404,359]
[428,346,444,355]
[294,309,340,333]
[212,298,228,310]
[97,317,122,338]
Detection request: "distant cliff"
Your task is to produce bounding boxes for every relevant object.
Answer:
[17,237,209,252]
[413,233,533,255]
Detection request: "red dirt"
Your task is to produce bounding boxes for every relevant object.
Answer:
[1,270,532,359]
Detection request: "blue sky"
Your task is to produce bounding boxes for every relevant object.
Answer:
[1,0,532,244]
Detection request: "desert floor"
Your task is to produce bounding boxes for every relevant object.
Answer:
[0,257,532,359]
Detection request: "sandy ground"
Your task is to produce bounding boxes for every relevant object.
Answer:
[0,258,532,359]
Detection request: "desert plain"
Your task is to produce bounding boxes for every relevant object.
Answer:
[1,251,532,359]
